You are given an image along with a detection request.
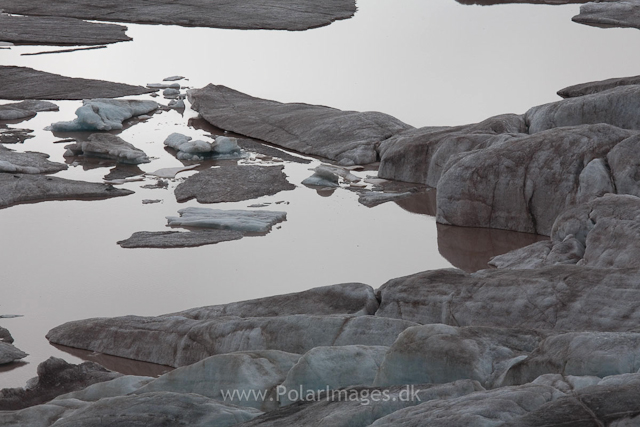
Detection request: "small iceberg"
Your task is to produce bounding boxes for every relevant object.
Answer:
[64,134,150,164]
[163,133,241,161]
[49,99,158,132]
[166,207,287,233]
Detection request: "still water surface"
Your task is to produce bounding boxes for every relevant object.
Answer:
[1,0,638,387]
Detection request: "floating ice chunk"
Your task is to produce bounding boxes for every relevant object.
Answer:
[163,76,185,82]
[212,136,241,154]
[64,134,150,164]
[166,207,287,233]
[49,99,158,132]
[163,132,192,150]
[103,176,145,184]
[147,82,180,89]
[180,140,212,153]
[302,164,361,187]
[142,199,162,204]
[147,164,199,179]
[164,133,242,161]
[302,168,340,187]
[317,164,361,183]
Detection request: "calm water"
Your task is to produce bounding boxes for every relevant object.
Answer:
[1,0,638,387]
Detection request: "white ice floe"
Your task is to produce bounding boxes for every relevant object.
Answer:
[211,136,241,154]
[49,99,158,132]
[166,207,287,233]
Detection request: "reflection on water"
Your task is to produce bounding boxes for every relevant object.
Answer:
[51,344,173,378]
[437,223,548,272]
[1,0,638,388]
[0,361,28,375]
[394,190,437,217]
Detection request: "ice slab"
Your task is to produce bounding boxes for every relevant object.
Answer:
[49,99,158,132]
[64,134,150,164]
[166,207,287,233]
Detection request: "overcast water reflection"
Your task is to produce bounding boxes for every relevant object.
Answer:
[1,0,639,387]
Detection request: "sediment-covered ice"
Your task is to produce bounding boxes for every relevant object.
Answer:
[166,207,286,233]
[49,99,158,132]
[63,134,150,164]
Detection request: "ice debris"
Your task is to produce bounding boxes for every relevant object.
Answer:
[302,164,361,187]
[64,134,150,164]
[166,207,287,233]
[49,99,158,132]
[163,133,241,161]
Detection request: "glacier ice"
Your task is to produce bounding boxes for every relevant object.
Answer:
[166,207,287,233]
[302,164,361,187]
[302,169,340,187]
[163,133,241,161]
[64,134,150,164]
[49,99,158,132]
[211,136,241,154]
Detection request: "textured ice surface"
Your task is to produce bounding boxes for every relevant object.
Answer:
[49,99,158,132]
[302,170,340,187]
[212,136,241,154]
[166,207,287,233]
[64,134,150,165]
[163,133,241,160]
